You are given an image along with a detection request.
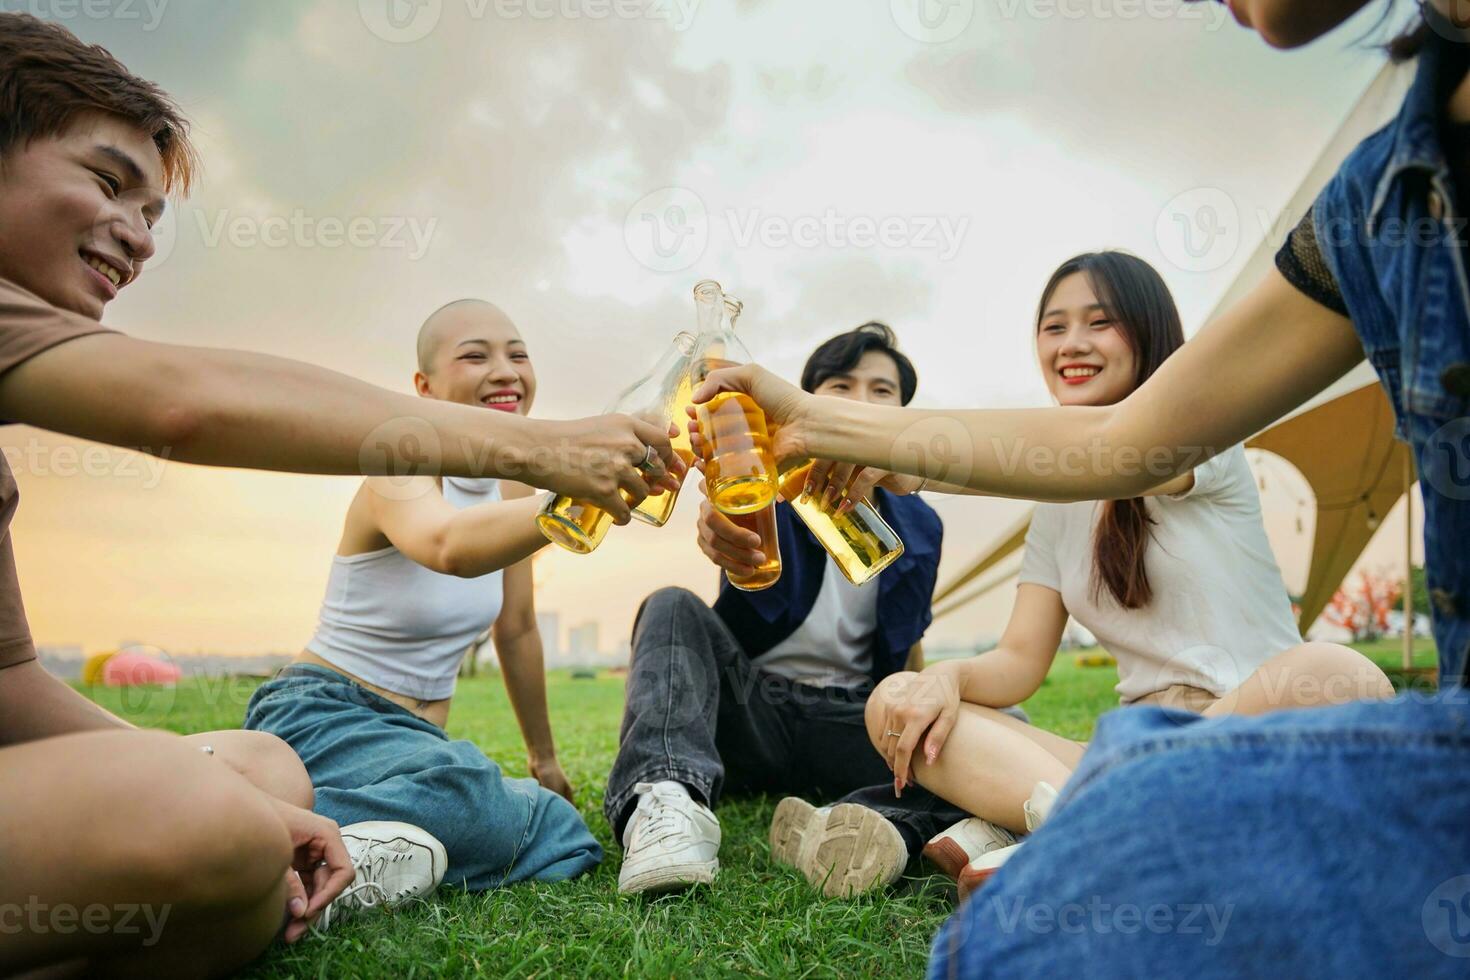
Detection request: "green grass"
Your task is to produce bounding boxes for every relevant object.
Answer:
[77,640,1436,978]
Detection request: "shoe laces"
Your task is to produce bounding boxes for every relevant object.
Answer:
[313,847,418,933]
[631,784,695,847]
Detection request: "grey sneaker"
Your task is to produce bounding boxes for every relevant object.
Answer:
[769,798,907,899]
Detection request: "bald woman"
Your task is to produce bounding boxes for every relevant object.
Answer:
[244,299,610,894]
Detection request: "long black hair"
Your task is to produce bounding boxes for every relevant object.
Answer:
[1036,252,1186,610]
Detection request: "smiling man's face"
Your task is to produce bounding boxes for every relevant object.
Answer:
[0,112,166,319]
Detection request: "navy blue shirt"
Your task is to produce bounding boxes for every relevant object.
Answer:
[712,491,944,685]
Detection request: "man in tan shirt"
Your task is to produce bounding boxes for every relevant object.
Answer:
[0,13,683,977]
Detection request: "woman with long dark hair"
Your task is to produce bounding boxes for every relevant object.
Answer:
[862,252,1391,889]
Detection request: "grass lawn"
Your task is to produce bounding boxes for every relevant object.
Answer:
[78,639,1438,978]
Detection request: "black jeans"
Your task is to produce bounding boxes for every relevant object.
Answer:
[604,587,972,858]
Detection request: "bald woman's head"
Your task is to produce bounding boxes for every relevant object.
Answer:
[413,299,535,413]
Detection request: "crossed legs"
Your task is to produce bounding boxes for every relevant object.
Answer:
[866,641,1395,834]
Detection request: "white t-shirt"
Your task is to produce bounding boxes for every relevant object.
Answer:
[753,557,879,689]
[1018,445,1302,704]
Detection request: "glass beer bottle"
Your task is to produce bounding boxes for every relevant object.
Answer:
[631,332,698,527]
[777,461,904,587]
[536,333,696,553]
[690,282,778,516]
[724,502,781,591]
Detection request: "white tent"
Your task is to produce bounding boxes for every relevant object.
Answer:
[934,62,1420,661]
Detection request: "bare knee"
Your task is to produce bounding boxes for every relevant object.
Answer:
[188,730,314,809]
[105,734,293,911]
[1251,642,1395,710]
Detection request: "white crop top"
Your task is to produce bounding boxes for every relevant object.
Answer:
[306,477,505,701]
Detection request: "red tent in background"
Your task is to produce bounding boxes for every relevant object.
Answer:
[101,646,181,687]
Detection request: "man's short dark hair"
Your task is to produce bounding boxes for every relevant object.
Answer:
[800,321,918,405]
[0,12,197,194]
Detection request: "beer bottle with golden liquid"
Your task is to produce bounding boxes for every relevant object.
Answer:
[776,461,904,587]
[690,281,779,516]
[535,332,697,553]
[724,501,781,591]
[630,332,698,527]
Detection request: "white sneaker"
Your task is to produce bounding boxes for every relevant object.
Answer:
[617,781,720,895]
[922,817,1018,879]
[956,782,1059,899]
[315,821,448,932]
[769,798,907,899]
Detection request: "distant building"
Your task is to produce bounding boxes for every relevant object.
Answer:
[536,612,562,663]
[568,621,600,663]
[38,644,84,680]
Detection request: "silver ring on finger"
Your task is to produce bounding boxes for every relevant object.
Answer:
[635,444,659,474]
[884,729,903,739]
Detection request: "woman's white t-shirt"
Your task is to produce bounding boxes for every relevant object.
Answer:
[1018,445,1303,704]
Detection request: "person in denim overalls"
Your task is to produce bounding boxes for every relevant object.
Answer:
[685,2,1470,975]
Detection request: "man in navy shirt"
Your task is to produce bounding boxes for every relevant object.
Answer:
[605,324,974,897]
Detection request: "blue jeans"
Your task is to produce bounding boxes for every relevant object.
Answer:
[244,665,602,890]
[928,691,1470,978]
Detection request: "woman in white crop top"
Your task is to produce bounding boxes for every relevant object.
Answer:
[853,253,1394,874]
[244,299,610,893]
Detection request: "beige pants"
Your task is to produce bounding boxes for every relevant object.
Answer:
[1132,684,1219,713]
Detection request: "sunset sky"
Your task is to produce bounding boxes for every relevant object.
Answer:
[10,0,1419,658]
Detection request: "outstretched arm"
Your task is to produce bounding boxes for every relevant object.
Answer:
[0,334,681,520]
[695,269,1361,501]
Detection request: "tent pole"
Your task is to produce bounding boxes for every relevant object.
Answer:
[1404,453,1413,672]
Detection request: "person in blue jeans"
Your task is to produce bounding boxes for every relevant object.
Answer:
[607,323,1000,898]
[247,299,617,899]
[687,1,1470,972]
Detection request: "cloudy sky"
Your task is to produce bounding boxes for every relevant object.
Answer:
[10,0,1417,657]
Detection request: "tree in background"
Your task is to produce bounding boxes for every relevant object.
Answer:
[1324,569,1402,643]
[1408,564,1430,620]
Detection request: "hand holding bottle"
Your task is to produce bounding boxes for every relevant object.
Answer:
[688,362,813,467]
[801,463,925,516]
[694,475,768,576]
[535,414,684,524]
